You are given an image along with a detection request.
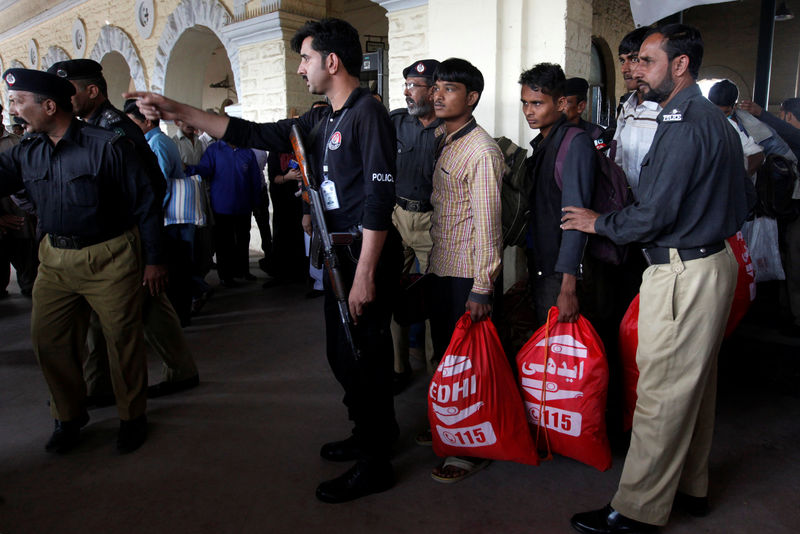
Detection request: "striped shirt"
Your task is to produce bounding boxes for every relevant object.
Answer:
[613,92,661,198]
[429,118,504,301]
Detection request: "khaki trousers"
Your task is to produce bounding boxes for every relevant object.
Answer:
[611,245,737,525]
[85,290,198,396]
[32,230,148,421]
[390,205,435,373]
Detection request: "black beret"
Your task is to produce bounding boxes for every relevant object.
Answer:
[47,59,103,80]
[564,77,589,98]
[402,59,440,81]
[708,79,738,107]
[3,68,76,100]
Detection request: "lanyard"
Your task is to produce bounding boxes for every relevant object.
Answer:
[322,108,349,172]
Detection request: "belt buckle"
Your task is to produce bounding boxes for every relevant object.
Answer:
[55,236,71,249]
[641,247,654,266]
[407,200,420,212]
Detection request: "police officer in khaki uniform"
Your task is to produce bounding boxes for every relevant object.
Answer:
[0,68,166,453]
[48,59,199,401]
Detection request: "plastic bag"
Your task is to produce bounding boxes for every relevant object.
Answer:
[725,232,756,337]
[516,307,611,471]
[428,313,539,465]
[742,216,786,282]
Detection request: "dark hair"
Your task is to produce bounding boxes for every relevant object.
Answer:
[783,98,800,119]
[645,23,704,79]
[290,18,362,78]
[33,93,73,114]
[518,62,566,100]
[618,27,650,56]
[123,98,159,127]
[708,79,738,107]
[74,76,108,98]
[564,77,589,103]
[433,58,485,109]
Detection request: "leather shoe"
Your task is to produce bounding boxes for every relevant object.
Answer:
[116,415,147,454]
[571,504,657,533]
[45,412,90,453]
[320,435,363,462]
[147,375,199,398]
[316,460,394,503]
[674,491,709,517]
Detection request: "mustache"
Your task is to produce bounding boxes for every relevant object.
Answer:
[13,117,28,126]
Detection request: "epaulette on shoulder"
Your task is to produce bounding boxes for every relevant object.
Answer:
[100,108,123,127]
[81,123,119,142]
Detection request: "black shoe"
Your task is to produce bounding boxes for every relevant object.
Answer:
[116,415,147,454]
[320,435,364,462]
[674,491,709,517]
[315,460,395,503]
[45,412,89,454]
[147,375,199,398]
[571,504,657,533]
[86,392,116,410]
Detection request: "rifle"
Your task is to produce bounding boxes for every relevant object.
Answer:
[289,123,361,360]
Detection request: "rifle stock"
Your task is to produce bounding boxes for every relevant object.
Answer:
[289,124,361,360]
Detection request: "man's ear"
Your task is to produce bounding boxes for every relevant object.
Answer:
[556,95,567,112]
[577,100,588,114]
[86,83,101,100]
[466,90,479,108]
[672,54,690,78]
[42,98,58,117]
[326,52,339,75]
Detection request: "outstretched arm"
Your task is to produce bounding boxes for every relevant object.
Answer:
[123,91,231,140]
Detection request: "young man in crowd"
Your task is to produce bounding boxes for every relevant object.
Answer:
[426,57,505,483]
[125,17,401,504]
[519,63,596,327]
[563,77,604,140]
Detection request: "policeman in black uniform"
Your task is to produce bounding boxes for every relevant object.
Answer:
[0,68,164,453]
[47,59,199,401]
[388,59,441,384]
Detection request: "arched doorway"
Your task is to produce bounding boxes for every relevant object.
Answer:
[589,39,615,127]
[100,51,134,110]
[163,25,237,124]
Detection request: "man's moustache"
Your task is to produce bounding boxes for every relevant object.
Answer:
[13,117,27,126]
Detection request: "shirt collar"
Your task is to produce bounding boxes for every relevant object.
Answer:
[436,117,477,145]
[623,91,660,113]
[144,128,160,141]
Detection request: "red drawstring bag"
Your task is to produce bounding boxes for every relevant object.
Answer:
[725,231,756,337]
[428,313,539,465]
[516,307,611,471]
[619,234,755,431]
[618,294,640,433]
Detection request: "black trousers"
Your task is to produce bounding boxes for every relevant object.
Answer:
[428,275,475,365]
[323,229,402,460]
[212,212,251,281]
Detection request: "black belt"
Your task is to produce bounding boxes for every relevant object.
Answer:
[641,241,725,265]
[396,196,432,213]
[48,233,119,250]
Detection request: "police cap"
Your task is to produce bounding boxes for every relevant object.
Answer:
[3,68,76,100]
[402,59,440,82]
[47,59,103,81]
[564,77,589,99]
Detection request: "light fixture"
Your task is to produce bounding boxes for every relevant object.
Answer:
[775,2,794,21]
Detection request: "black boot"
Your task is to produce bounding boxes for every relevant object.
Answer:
[45,412,89,454]
[116,415,147,454]
[315,460,395,503]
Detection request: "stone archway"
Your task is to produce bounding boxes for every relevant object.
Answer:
[150,0,239,98]
[89,25,148,91]
[41,46,70,71]
[699,65,752,102]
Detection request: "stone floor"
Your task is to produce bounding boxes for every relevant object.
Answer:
[1,268,798,534]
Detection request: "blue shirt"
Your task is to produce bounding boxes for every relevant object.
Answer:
[186,140,263,215]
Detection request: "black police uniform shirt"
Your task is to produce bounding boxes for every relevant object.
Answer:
[595,84,754,248]
[88,99,167,204]
[223,87,396,233]
[0,118,164,264]
[389,108,441,204]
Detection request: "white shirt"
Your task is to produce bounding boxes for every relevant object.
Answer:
[613,93,661,199]
[728,117,763,175]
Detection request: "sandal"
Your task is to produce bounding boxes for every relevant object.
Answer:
[415,428,433,446]
[431,456,491,484]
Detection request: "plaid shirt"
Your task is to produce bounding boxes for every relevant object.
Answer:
[429,118,504,301]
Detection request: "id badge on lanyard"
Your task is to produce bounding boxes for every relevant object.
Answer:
[321,108,349,211]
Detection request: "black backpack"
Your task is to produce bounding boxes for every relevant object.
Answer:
[495,136,531,248]
[755,154,799,221]
[554,126,633,265]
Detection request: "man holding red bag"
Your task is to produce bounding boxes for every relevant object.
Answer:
[562,24,754,533]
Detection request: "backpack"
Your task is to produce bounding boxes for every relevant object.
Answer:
[495,136,531,248]
[554,127,633,265]
[754,154,799,221]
